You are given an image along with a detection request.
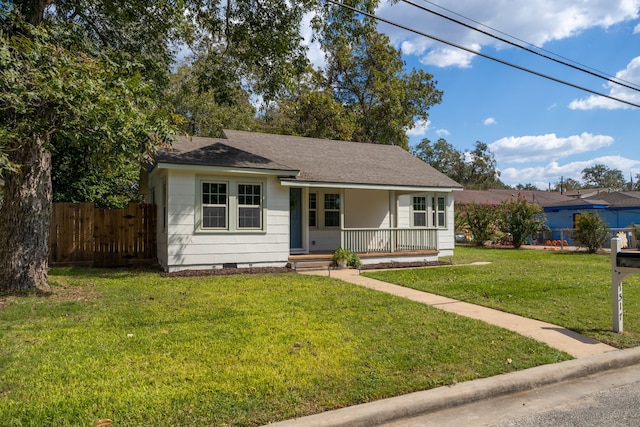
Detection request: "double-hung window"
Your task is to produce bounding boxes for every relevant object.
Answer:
[324,193,340,227]
[432,196,446,227]
[413,196,427,227]
[202,182,227,229]
[238,184,262,229]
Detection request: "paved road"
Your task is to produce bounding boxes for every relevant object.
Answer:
[382,363,640,427]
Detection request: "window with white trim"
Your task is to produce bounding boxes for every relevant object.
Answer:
[237,184,262,229]
[309,192,317,227]
[413,196,427,227]
[324,193,340,227]
[432,196,446,227]
[202,182,227,229]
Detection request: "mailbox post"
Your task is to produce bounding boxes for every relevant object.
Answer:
[611,238,640,332]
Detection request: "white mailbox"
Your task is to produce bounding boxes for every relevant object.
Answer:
[611,238,640,333]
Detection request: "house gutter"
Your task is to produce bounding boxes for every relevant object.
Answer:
[278,179,463,193]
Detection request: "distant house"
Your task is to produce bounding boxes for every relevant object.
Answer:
[544,191,640,234]
[144,130,463,272]
[455,189,640,244]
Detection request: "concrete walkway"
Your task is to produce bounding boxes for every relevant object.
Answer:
[300,266,615,358]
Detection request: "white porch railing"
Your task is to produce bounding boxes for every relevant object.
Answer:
[342,228,438,253]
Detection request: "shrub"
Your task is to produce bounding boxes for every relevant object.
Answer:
[459,202,497,246]
[332,247,361,268]
[497,194,546,249]
[572,212,611,253]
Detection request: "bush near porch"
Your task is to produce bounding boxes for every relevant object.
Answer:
[1,267,567,426]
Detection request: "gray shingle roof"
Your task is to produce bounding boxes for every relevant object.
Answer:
[153,130,462,190]
[584,191,640,207]
[455,189,574,208]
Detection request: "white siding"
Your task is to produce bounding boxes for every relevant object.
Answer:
[437,193,456,252]
[398,192,455,254]
[397,195,411,228]
[159,170,290,272]
[344,189,390,228]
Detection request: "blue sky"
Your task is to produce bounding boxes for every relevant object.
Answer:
[303,1,640,189]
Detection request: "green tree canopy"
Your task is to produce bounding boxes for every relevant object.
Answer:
[497,194,546,249]
[314,2,442,148]
[412,138,506,189]
[582,164,625,190]
[0,1,318,294]
[573,212,611,253]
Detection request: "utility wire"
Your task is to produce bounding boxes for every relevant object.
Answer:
[413,0,640,92]
[325,0,640,109]
[402,0,640,93]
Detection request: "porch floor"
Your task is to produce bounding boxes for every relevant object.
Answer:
[289,250,438,261]
[288,250,439,271]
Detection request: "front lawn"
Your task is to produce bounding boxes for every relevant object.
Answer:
[0,267,569,426]
[366,246,640,349]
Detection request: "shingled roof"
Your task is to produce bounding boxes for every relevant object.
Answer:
[153,130,463,190]
[455,189,575,208]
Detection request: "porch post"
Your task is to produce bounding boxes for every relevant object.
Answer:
[389,190,396,252]
[340,189,345,248]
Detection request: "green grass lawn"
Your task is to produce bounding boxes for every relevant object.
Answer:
[366,245,640,349]
[1,267,569,426]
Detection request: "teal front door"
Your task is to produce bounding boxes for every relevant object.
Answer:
[290,188,303,250]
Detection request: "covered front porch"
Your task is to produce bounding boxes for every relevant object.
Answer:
[287,184,451,266]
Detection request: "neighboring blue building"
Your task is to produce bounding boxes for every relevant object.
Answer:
[544,191,640,229]
[456,189,640,246]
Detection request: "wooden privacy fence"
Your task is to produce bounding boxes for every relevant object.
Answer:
[49,203,157,267]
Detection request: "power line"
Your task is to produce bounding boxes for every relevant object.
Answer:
[325,0,640,109]
[412,0,640,92]
[402,0,640,93]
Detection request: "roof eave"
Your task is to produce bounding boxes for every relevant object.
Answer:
[154,162,300,177]
[279,179,462,192]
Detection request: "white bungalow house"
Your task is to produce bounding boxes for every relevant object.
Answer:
[145,130,462,272]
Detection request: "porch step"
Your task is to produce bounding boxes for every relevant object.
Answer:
[289,260,333,271]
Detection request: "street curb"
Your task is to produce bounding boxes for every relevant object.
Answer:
[266,346,640,427]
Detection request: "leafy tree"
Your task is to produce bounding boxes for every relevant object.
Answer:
[412,138,466,182]
[167,64,257,137]
[497,194,547,249]
[572,212,611,253]
[316,3,442,148]
[465,142,506,189]
[413,138,505,188]
[514,183,539,191]
[1,1,316,294]
[459,203,498,246]
[1,8,175,293]
[582,164,625,190]
[258,68,357,140]
[553,178,583,192]
[52,144,143,208]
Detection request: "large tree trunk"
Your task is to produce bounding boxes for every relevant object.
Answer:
[0,134,52,294]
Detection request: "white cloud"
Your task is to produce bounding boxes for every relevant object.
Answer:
[569,56,640,110]
[419,46,477,68]
[489,133,614,163]
[406,119,431,136]
[377,1,640,69]
[436,128,451,136]
[635,22,640,33]
[300,12,325,69]
[484,117,497,125]
[499,156,640,187]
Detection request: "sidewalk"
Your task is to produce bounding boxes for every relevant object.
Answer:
[267,266,631,427]
[301,266,615,358]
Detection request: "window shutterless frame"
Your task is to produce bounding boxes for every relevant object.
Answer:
[201,181,228,229]
[237,183,262,229]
